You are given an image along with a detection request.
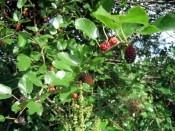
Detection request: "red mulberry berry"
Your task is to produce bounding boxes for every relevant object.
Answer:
[3,10,8,17]
[125,45,136,63]
[16,24,21,31]
[50,65,55,71]
[72,93,78,100]
[0,41,5,46]
[109,37,119,45]
[100,42,111,51]
[49,85,55,92]
[85,75,93,85]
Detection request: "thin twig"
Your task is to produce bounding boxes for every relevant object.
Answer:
[146,119,154,131]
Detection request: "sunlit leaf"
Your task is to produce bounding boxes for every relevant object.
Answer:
[17,0,27,8]
[0,84,12,99]
[75,18,99,39]
[53,15,63,29]
[16,54,31,71]
[93,6,119,30]
[0,115,5,122]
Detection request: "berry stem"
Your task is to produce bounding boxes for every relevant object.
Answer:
[120,27,128,43]
[5,117,16,120]
[18,106,27,117]
[12,94,20,101]
[102,26,108,41]
[116,34,123,42]
[95,39,100,47]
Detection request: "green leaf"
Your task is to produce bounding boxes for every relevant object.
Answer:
[75,18,99,40]
[0,115,5,122]
[44,71,55,85]
[99,120,108,130]
[4,38,14,45]
[26,72,43,87]
[11,101,21,113]
[18,32,30,47]
[40,92,51,102]
[26,26,38,32]
[82,83,92,92]
[49,27,57,35]
[38,64,47,73]
[0,84,12,99]
[44,71,76,87]
[57,52,80,66]
[93,6,119,30]
[30,51,42,61]
[53,60,74,72]
[158,87,171,95]
[17,0,27,8]
[34,36,47,47]
[114,6,149,25]
[27,101,43,116]
[57,41,67,50]
[13,10,20,21]
[18,75,33,96]
[154,14,175,31]
[118,23,142,37]
[16,54,31,71]
[140,25,160,34]
[101,0,114,12]
[53,15,63,29]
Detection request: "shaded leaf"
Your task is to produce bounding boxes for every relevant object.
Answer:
[140,25,160,34]
[27,101,43,116]
[154,14,175,31]
[101,0,114,12]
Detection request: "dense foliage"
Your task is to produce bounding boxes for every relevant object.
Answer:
[0,0,175,130]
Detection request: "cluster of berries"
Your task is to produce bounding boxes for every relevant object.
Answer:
[100,36,136,63]
[78,73,93,85]
[100,37,119,51]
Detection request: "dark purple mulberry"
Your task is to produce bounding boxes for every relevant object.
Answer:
[79,73,86,83]
[18,117,26,126]
[125,45,136,63]
[19,96,26,103]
